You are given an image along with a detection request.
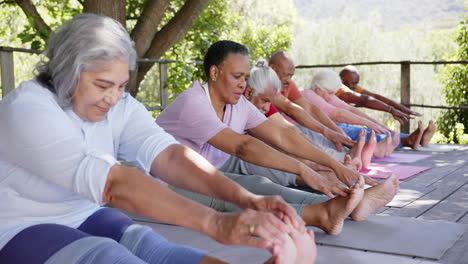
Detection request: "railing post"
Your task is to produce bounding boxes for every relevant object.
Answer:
[0,49,15,97]
[159,63,168,109]
[400,61,411,134]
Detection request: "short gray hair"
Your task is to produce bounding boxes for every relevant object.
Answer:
[310,69,342,93]
[36,13,137,106]
[248,59,281,95]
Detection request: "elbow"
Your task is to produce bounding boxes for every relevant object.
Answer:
[102,165,132,209]
[331,110,344,123]
[233,137,254,160]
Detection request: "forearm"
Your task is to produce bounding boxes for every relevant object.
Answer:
[272,126,342,170]
[344,107,385,127]
[333,108,374,128]
[307,104,342,133]
[361,96,393,113]
[151,144,255,209]
[283,105,327,134]
[104,165,218,234]
[372,94,411,114]
[236,136,309,177]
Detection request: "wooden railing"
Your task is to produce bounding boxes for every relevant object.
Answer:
[2,46,468,133]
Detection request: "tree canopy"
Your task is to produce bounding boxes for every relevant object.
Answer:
[438,3,468,142]
[2,0,295,98]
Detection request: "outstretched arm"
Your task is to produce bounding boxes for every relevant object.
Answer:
[293,97,343,134]
[103,146,301,251]
[360,87,421,117]
[337,90,411,124]
[248,120,374,188]
[331,107,390,134]
[273,94,354,150]
[208,127,349,197]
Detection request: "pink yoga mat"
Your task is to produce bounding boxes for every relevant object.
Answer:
[371,153,431,163]
[359,164,432,180]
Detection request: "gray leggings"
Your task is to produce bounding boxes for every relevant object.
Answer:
[169,172,329,216]
[295,124,347,161]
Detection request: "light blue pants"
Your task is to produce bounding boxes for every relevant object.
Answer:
[337,123,408,148]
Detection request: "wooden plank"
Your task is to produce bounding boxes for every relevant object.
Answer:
[458,213,468,224]
[0,50,15,97]
[402,149,468,187]
[380,165,468,218]
[400,62,411,134]
[419,180,468,222]
[159,63,168,109]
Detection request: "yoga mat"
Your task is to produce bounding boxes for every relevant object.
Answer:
[371,153,431,163]
[360,164,432,180]
[404,144,459,152]
[310,215,466,260]
[139,221,436,264]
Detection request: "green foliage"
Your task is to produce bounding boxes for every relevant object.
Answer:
[4,0,294,104]
[139,0,295,101]
[291,9,458,135]
[430,123,468,144]
[437,11,468,142]
[6,0,82,50]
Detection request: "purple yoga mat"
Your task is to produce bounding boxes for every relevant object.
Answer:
[371,153,431,163]
[359,164,432,180]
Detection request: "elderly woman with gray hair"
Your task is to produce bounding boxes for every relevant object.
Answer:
[0,14,311,264]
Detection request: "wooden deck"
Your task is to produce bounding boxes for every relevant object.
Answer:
[376,144,468,264]
[133,144,468,264]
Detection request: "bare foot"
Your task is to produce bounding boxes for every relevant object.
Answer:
[346,129,366,171]
[384,132,400,156]
[361,130,376,169]
[421,120,436,147]
[401,121,423,149]
[373,131,390,159]
[343,154,361,171]
[350,176,399,221]
[303,176,364,235]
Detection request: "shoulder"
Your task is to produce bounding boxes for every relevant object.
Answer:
[0,80,62,118]
[159,81,209,117]
[286,80,299,91]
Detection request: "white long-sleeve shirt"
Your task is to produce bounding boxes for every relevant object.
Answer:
[0,79,178,250]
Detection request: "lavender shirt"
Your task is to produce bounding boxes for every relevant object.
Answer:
[156,81,267,168]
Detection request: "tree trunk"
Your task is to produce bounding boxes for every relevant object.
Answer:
[15,0,52,37]
[131,0,171,58]
[128,0,210,96]
[83,0,126,26]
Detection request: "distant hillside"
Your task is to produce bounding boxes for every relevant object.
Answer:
[294,0,465,30]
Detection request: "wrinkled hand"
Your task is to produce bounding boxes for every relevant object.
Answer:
[308,161,333,172]
[248,195,305,231]
[390,108,411,125]
[300,167,350,198]
[334,164,378,187]
[208,210,291,250]
[289,229,317,264]
[368,123,388,134]
[268,232,297,264]
[324,128,355,151]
